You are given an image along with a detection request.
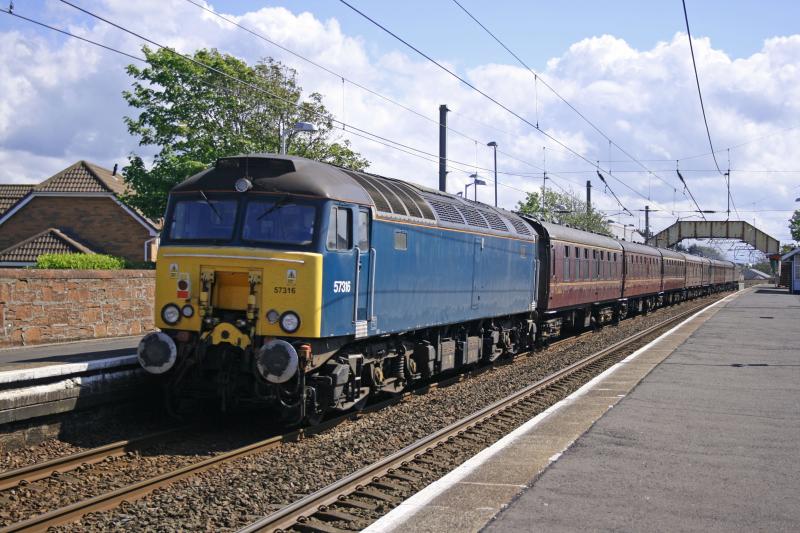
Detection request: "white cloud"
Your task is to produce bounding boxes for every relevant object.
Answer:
[1,0,799,253]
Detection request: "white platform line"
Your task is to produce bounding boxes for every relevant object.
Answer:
[364,291,740,533]
[0,354,138,384]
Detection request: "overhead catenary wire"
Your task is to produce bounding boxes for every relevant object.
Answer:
[8,5,597,210]
[8,2,700,223]
[181,0,487,147]
[681,0,723,175]
[182,0,589,209]
[450,0,678,193]
[51,2,518,183]
[676,169,707,221]
[595,169,633,216]
[336,0,670,213]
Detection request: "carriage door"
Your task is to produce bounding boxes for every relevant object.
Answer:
[354,208,372,336]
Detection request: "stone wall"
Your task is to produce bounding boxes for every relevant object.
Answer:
[0,269,155,346]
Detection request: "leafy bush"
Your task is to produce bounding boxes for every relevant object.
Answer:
[36,253,125,270]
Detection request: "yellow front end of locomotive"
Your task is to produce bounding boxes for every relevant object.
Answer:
[154,246,323,338]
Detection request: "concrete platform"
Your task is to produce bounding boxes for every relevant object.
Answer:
[0,336,146,426]
[0,335,142,370]
[366,287,800,532]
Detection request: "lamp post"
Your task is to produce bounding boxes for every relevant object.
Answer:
[466,173,487,202]
[279,121,318,155]
[487,141,498,207]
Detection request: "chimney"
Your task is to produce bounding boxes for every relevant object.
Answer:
[112,163,118,176]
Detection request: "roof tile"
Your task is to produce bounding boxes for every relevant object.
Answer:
[0,228,95,263]
[37,160,126,194]
[0,184,35,216]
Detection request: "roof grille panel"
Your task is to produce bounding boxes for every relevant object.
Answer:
[509,217,532,235]
[381,180,423,218]
[479,210,509,232]
[368,177,408,216]
[429,200,465,224]
[391,181,436,220]
[457,205,489,228]
[344,171,392,213]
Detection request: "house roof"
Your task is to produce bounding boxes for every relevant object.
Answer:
[782,248,800,261]
[0,184,35,216]
[0,228,95,264]
[0,160,160,233]
[37,160,126,194]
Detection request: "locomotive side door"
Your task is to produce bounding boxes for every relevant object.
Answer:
[355,207,372,333]
[471,237,483,309]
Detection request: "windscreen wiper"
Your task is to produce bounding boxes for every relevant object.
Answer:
[256,195,291,221]
[200,190,222,221]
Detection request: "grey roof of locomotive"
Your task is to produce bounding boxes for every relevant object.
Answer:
[172,154,536,241]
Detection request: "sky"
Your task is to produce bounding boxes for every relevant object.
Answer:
[1,0,799,257]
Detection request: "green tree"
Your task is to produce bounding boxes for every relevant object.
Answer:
[516,188,612,236]
[121,47,369,220]
[686,243,724,260]
[789,209,800,242]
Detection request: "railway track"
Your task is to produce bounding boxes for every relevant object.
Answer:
[0,295,725,532]
[0,427,187,492]
[236,299,715,533]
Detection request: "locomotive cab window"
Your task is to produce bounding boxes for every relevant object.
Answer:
[168,196,237,241]
[243,198,316,246]
[327,206,352,251]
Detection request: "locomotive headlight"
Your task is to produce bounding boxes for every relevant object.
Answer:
[181,304,194,318]
[234,178,252,193]
[161,304,181,325]
[279,311,300,333]
[266,309,280,324]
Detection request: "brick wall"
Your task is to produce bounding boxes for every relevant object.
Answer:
[0,269,155,346]
[0,196,153,261]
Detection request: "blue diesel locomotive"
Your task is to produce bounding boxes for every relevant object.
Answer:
[137,155,539,421]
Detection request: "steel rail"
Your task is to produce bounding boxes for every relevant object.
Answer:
[238,299,716,533]
[0,427,186,492]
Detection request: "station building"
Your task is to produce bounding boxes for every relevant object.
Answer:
[781,247,800,294]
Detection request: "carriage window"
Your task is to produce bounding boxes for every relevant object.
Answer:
[244,199,316,245]
[169,197,237,241]
[327,206,352,251]
[394,230,408,251]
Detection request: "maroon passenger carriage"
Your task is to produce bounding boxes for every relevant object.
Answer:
[619,241,662,314]
[530,221,623,340]
[529,219,736,343]
[659,247,686,303]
